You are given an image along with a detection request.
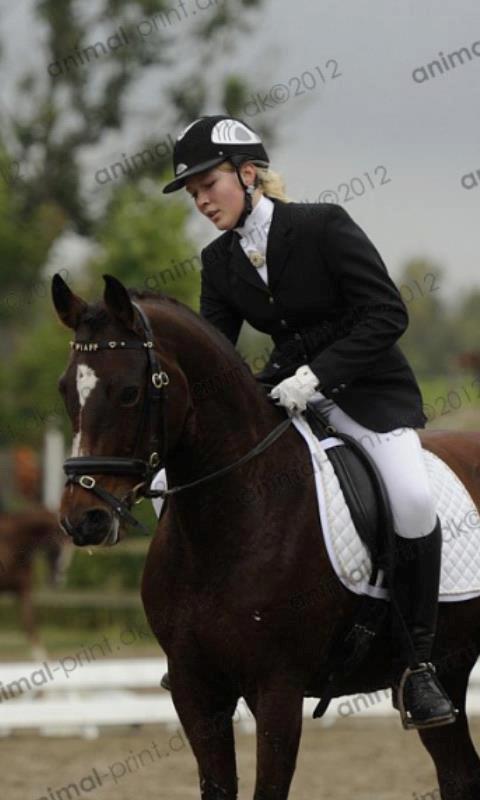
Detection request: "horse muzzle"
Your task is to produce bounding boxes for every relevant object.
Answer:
[60,507,119,547]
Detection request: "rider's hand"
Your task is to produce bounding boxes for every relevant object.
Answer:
[269,365,320,414]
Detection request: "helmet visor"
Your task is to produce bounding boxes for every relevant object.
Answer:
[162,156,228,194]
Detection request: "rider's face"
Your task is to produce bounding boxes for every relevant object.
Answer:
[185,163,258,230]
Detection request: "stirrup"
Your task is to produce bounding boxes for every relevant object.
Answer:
[396,663,458,731]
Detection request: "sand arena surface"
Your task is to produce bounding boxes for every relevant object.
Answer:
[4,716,477,799]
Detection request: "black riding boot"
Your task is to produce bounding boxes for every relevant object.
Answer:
[391,516,458,730]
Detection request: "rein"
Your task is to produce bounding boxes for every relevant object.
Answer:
[150,415,293,499]
[63,303,293,534]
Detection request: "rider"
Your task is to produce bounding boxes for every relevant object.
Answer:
[159,114,457,731]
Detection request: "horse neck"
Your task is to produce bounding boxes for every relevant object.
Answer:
[150,311,302,575]
[160,319,283,490]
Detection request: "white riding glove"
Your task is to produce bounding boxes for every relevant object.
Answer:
[269,365,320,414]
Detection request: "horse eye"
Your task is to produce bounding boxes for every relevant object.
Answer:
[120,386,140,406]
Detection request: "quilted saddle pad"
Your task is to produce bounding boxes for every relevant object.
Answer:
[291,415,480,603]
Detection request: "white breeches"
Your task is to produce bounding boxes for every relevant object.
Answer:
[150,392,437,540]
[312,391,437,539]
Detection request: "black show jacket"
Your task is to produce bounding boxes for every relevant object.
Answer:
[200,198,427,432]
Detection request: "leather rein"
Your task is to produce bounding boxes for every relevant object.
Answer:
[63,302,293,535]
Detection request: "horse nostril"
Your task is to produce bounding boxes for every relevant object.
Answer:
[84,507,113,532]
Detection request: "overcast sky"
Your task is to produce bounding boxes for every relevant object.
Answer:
[1,0,478,302]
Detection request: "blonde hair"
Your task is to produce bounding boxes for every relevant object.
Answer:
[217,161,291,202]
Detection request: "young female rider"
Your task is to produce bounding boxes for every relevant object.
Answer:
[158,114,457,731]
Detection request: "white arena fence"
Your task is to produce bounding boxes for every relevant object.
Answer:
[0,658,479,737]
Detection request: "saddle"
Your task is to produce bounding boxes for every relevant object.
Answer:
[299,402,395,715]
[303,401,392,583]
[257,381,394,579]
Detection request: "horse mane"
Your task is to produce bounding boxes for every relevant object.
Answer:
[81,288,262,392]
[129,289,247,368]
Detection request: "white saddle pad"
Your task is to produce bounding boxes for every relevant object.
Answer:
[291,415,480,603]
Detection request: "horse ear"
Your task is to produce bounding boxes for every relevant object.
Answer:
[51,273,87,330]
[103,274,142,334]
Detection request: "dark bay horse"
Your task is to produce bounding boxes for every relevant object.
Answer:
[0,506,70,655]
[52,272,480,800]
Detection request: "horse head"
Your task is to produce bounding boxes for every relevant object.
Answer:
[52,272,279,549]
[51,273,193,546]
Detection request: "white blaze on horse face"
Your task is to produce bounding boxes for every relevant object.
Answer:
[71,432,82,457]
[72,363,99,456]
[77,363,99,407]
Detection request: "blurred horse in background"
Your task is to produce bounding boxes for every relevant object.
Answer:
[0,507,71,658]
[457,351,480,382]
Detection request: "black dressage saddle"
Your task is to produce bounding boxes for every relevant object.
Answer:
[257,380,398,588]
[303,399,395,589]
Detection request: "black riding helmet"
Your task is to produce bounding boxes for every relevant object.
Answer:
[162,115,269,226]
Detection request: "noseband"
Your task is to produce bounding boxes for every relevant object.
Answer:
[63,302,293,535]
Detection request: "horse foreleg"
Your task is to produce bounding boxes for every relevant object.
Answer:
[252,675,304,800]
[168,663,239,800]
[418,665,480,800]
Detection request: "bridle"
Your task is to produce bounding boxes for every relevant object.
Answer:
[63,302,292,535]
[63,302,170,533]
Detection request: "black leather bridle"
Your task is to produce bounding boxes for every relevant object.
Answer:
[63,302,170,533]
[63,302,293,535]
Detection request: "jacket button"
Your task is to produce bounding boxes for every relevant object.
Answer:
[294,332,302,340]
[268,296,274,304]
[340,383,346,389]
[331,387,339,394]
[280,319,288,327]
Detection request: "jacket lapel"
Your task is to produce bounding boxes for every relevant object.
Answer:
[227,198,293,294]
[265,198,294,292]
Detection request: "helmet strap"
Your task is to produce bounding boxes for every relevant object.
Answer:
[232,163,257,228]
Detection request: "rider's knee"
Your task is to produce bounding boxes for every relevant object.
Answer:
[393,485,437,538]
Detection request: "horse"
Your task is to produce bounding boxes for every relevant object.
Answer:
[51,272,480,800]
[457,351,480,382]
[0,506,71,657]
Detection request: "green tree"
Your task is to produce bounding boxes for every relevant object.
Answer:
[451,289,480,355]
[0,0,268,451]
[0,147,65,326]
[9,0,264,234]
[88,178,201,308]
[396,258,457,377]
